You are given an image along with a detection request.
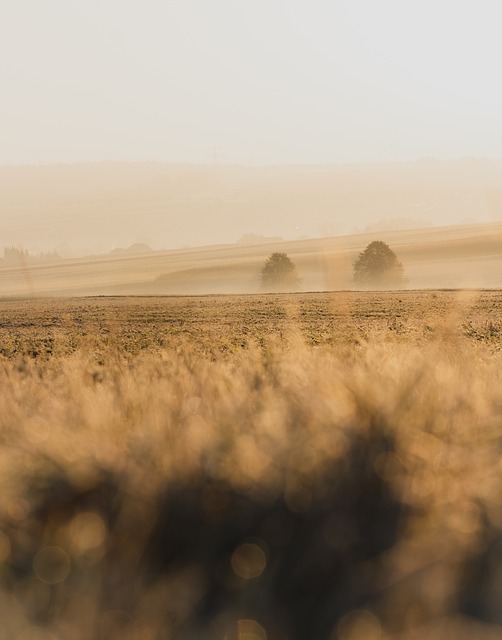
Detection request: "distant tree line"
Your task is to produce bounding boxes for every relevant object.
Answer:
[258,242,406,293]
[2,247,61,265]
[258,242,406,294]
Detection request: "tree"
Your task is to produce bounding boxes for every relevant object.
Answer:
[353,241,406,288]
[260,252,301,292]
[4,246,29,264]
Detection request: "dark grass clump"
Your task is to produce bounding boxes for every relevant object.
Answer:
[2,426,402,640]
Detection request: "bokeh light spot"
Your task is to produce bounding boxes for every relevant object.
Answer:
[336,609,381,640]
[33,546,71,584]
[237,619,267,640]
[69,511,107,551]
[231,542,267,580]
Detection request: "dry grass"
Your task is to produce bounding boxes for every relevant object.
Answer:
[2,291,502,639]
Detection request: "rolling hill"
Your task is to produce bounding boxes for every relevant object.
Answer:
[1,221,502,296]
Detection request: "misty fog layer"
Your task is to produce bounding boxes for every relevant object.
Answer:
[2,160,502,295]
[1,159,502,255]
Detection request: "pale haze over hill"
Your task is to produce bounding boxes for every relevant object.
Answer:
[2,159,502,255]
[2,0,502,283]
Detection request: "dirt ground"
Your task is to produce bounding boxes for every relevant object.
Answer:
[0,289,500,358]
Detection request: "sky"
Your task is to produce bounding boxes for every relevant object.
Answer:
[2,0,502,166]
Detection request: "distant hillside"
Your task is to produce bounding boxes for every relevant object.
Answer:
[1,221,502,296]
[1,159,502,255]
[110,243,153,256]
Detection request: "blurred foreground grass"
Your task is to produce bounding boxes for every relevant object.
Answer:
[2,292,502,639]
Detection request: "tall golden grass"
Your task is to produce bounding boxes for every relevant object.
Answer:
[1,294,502,639]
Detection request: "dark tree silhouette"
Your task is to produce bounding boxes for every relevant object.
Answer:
[353,241,406,288]
[260,252,301,292]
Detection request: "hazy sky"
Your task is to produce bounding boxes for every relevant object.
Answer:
[2,0,501,165]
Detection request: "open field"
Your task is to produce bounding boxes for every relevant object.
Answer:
[1,289,502,357]
[3,291,502,638]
